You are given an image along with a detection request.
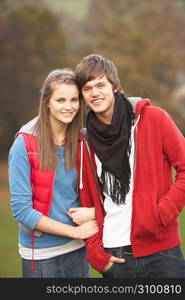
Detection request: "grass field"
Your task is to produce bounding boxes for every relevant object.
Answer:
[0,161,185,278]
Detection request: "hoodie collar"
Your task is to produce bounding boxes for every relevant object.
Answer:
[128,97,151,117]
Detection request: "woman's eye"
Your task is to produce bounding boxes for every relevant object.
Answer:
[56,99,64,103]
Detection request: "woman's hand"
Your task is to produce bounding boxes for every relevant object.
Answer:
[73,220,98,239]
[67,207,95,225]
[35,215,98,240]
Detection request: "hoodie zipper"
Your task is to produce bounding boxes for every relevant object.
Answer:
[132,115,140,181]
[130,114,140,247]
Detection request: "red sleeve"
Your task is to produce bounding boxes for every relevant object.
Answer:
[77,140,112,272]
[158,111,185,226]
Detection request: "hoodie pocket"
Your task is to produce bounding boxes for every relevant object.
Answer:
[132,191,163,239]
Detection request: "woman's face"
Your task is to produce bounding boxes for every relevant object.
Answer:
[48,83,80,127]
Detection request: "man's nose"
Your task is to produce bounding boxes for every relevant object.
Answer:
[91,87,99,97]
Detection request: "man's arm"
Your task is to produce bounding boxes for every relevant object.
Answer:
[158,110,185,226]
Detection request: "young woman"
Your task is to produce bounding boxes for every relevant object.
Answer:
[8,69,97,278]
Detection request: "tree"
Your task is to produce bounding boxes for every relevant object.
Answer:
[0,2,67,155]
[82,0,185,133]
[85,1,185,99]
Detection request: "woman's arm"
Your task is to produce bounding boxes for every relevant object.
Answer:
[8,135,98,239]
[35,215,98,239]
[8,135,42,230]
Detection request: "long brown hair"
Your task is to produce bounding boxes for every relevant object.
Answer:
[34,69,84,170]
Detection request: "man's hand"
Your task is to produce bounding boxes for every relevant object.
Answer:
[103,256,125,272]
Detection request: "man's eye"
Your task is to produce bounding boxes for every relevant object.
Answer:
[83,87,90,92]
[98,84,105,88]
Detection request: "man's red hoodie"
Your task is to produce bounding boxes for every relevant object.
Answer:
[76,98,185,273]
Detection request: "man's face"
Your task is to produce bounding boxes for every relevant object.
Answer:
[81,74,117,124]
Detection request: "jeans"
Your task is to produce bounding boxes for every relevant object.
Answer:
[22,247,89,278]
[102,246,185,278]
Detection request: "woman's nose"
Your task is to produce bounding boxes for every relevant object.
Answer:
[64,102,72,110]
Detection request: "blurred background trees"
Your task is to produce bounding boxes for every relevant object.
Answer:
[83,0,185,131]
[0,1,66,156]
[1,0,185,158]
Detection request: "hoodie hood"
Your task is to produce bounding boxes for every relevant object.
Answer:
[128,97,151,116]
[19,116,38,136]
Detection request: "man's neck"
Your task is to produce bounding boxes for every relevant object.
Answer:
[95,111,113,125]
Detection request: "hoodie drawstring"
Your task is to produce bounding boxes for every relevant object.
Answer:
[31,231,35,271]
[79,141,83,190]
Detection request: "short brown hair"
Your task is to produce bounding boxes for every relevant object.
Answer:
[75,54,122,92]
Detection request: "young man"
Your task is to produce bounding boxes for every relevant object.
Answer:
[74,54,185,278]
